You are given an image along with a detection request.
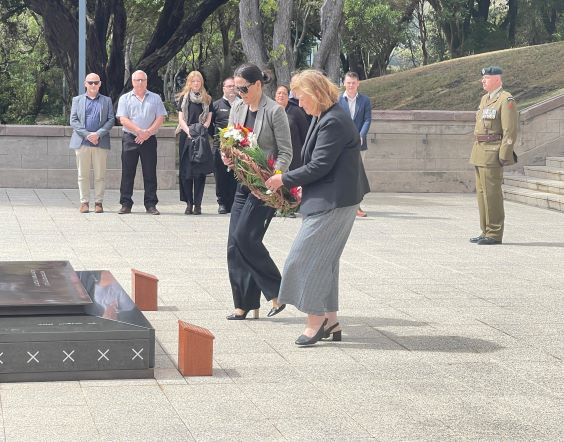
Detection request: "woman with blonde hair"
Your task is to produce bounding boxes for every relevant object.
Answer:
[266,69,370,345]
[176,70,213,215]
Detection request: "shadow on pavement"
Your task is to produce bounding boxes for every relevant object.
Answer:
[368,211,449,220]
[503,242,564,247]
[271,316,504,353]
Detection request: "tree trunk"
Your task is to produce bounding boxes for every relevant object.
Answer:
[215,4,239,85]
[427,0,466,57]
[500,0,517,45]
[24,0,78,96]
[124,35,135,85]
[272,0,294,86]
[346,44,366,79]
[238,0,269,70]
[474,0,491,21]
[417,0,429,65]
[238,0,274,94]
[135,0,229,93]
[313,0,344,83]
[23,0,228,102]
[105,0,127,102]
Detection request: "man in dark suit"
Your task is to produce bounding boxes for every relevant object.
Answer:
[338,71,371,217]
[211,77,239,213]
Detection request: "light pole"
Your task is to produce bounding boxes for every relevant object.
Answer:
[78,0,86,91]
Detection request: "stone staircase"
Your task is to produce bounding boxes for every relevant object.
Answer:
[503,157,564,212]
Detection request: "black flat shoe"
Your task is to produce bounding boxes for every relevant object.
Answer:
[267,304,286,317]
[185,205,193,215]
[323,322,342,341]
[477,237,502,245]
[295,319,328,346]
[469,235,485,243]
[226,310,249,320]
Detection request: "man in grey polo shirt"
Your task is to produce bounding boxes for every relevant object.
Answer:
[116,70,167,215]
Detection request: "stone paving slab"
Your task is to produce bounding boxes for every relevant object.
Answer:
[0,188,562,441]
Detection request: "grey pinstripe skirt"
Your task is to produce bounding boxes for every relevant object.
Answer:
[278,204,358,315]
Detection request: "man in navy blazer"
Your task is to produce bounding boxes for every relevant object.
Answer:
[69,73,115,213]
[338,71,371,217]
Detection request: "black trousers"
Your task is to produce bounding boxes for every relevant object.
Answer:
[213,148,237,211]
[180,175,206,206]
[227,184,281,311]
[120,133,158,208]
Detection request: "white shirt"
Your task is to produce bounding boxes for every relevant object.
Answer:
[345,92,358,118]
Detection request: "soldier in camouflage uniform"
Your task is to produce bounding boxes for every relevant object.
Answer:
[469,66,519,245]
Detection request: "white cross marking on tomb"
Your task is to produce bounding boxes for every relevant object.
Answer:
[0,352,3,364]
[27,351,39,364]
[131,348,144,361]
[97,349,110,361]
[63,350,75,362]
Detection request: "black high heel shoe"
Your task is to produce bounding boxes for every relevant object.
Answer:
[226,310,249,320]
[295,319,328,346]
[267,303,286,317]
[323,322,342,341]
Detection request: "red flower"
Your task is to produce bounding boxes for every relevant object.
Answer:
[290,187,299,197]
[240,137,250,147]
[267,156,275,169]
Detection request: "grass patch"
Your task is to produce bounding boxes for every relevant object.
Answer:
[359,41,564,111]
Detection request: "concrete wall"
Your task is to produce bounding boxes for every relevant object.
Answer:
[1,94,563,192]
[366,110,476,192]
[0,125,177,189]
[505,94,564,172]
[364,94,564,192]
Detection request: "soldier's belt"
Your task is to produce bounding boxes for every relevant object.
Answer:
[475,134,502,142]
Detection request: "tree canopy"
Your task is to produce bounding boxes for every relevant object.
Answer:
[0,0,562,123]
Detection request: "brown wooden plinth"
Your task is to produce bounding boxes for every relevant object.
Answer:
[131,269,158,311]
[178,321,215,376]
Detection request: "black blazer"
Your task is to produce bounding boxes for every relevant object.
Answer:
[282,103,370,216]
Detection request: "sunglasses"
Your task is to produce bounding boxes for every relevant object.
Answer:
[132,78,147,83]
[86,81,100,85]
[235,83,253,94]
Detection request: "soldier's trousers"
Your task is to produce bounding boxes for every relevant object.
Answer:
[475,166,504,240]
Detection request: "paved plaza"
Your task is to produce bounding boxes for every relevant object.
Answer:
[0,188,562,441]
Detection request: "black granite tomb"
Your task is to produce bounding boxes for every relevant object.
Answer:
[0,261,155,382]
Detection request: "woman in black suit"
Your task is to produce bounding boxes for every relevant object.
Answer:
[266,69,370,345]
[223,63,293,320]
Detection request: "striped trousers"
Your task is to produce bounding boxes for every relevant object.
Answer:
[278,204,358,315]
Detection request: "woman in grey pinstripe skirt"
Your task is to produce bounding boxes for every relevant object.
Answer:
[266,70,370,345]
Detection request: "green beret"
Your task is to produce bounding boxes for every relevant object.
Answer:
[481,66,503,75]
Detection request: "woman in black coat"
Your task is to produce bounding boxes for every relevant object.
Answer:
[275,85,310,171]
[266,70,370,345]
[176,70,213,215]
